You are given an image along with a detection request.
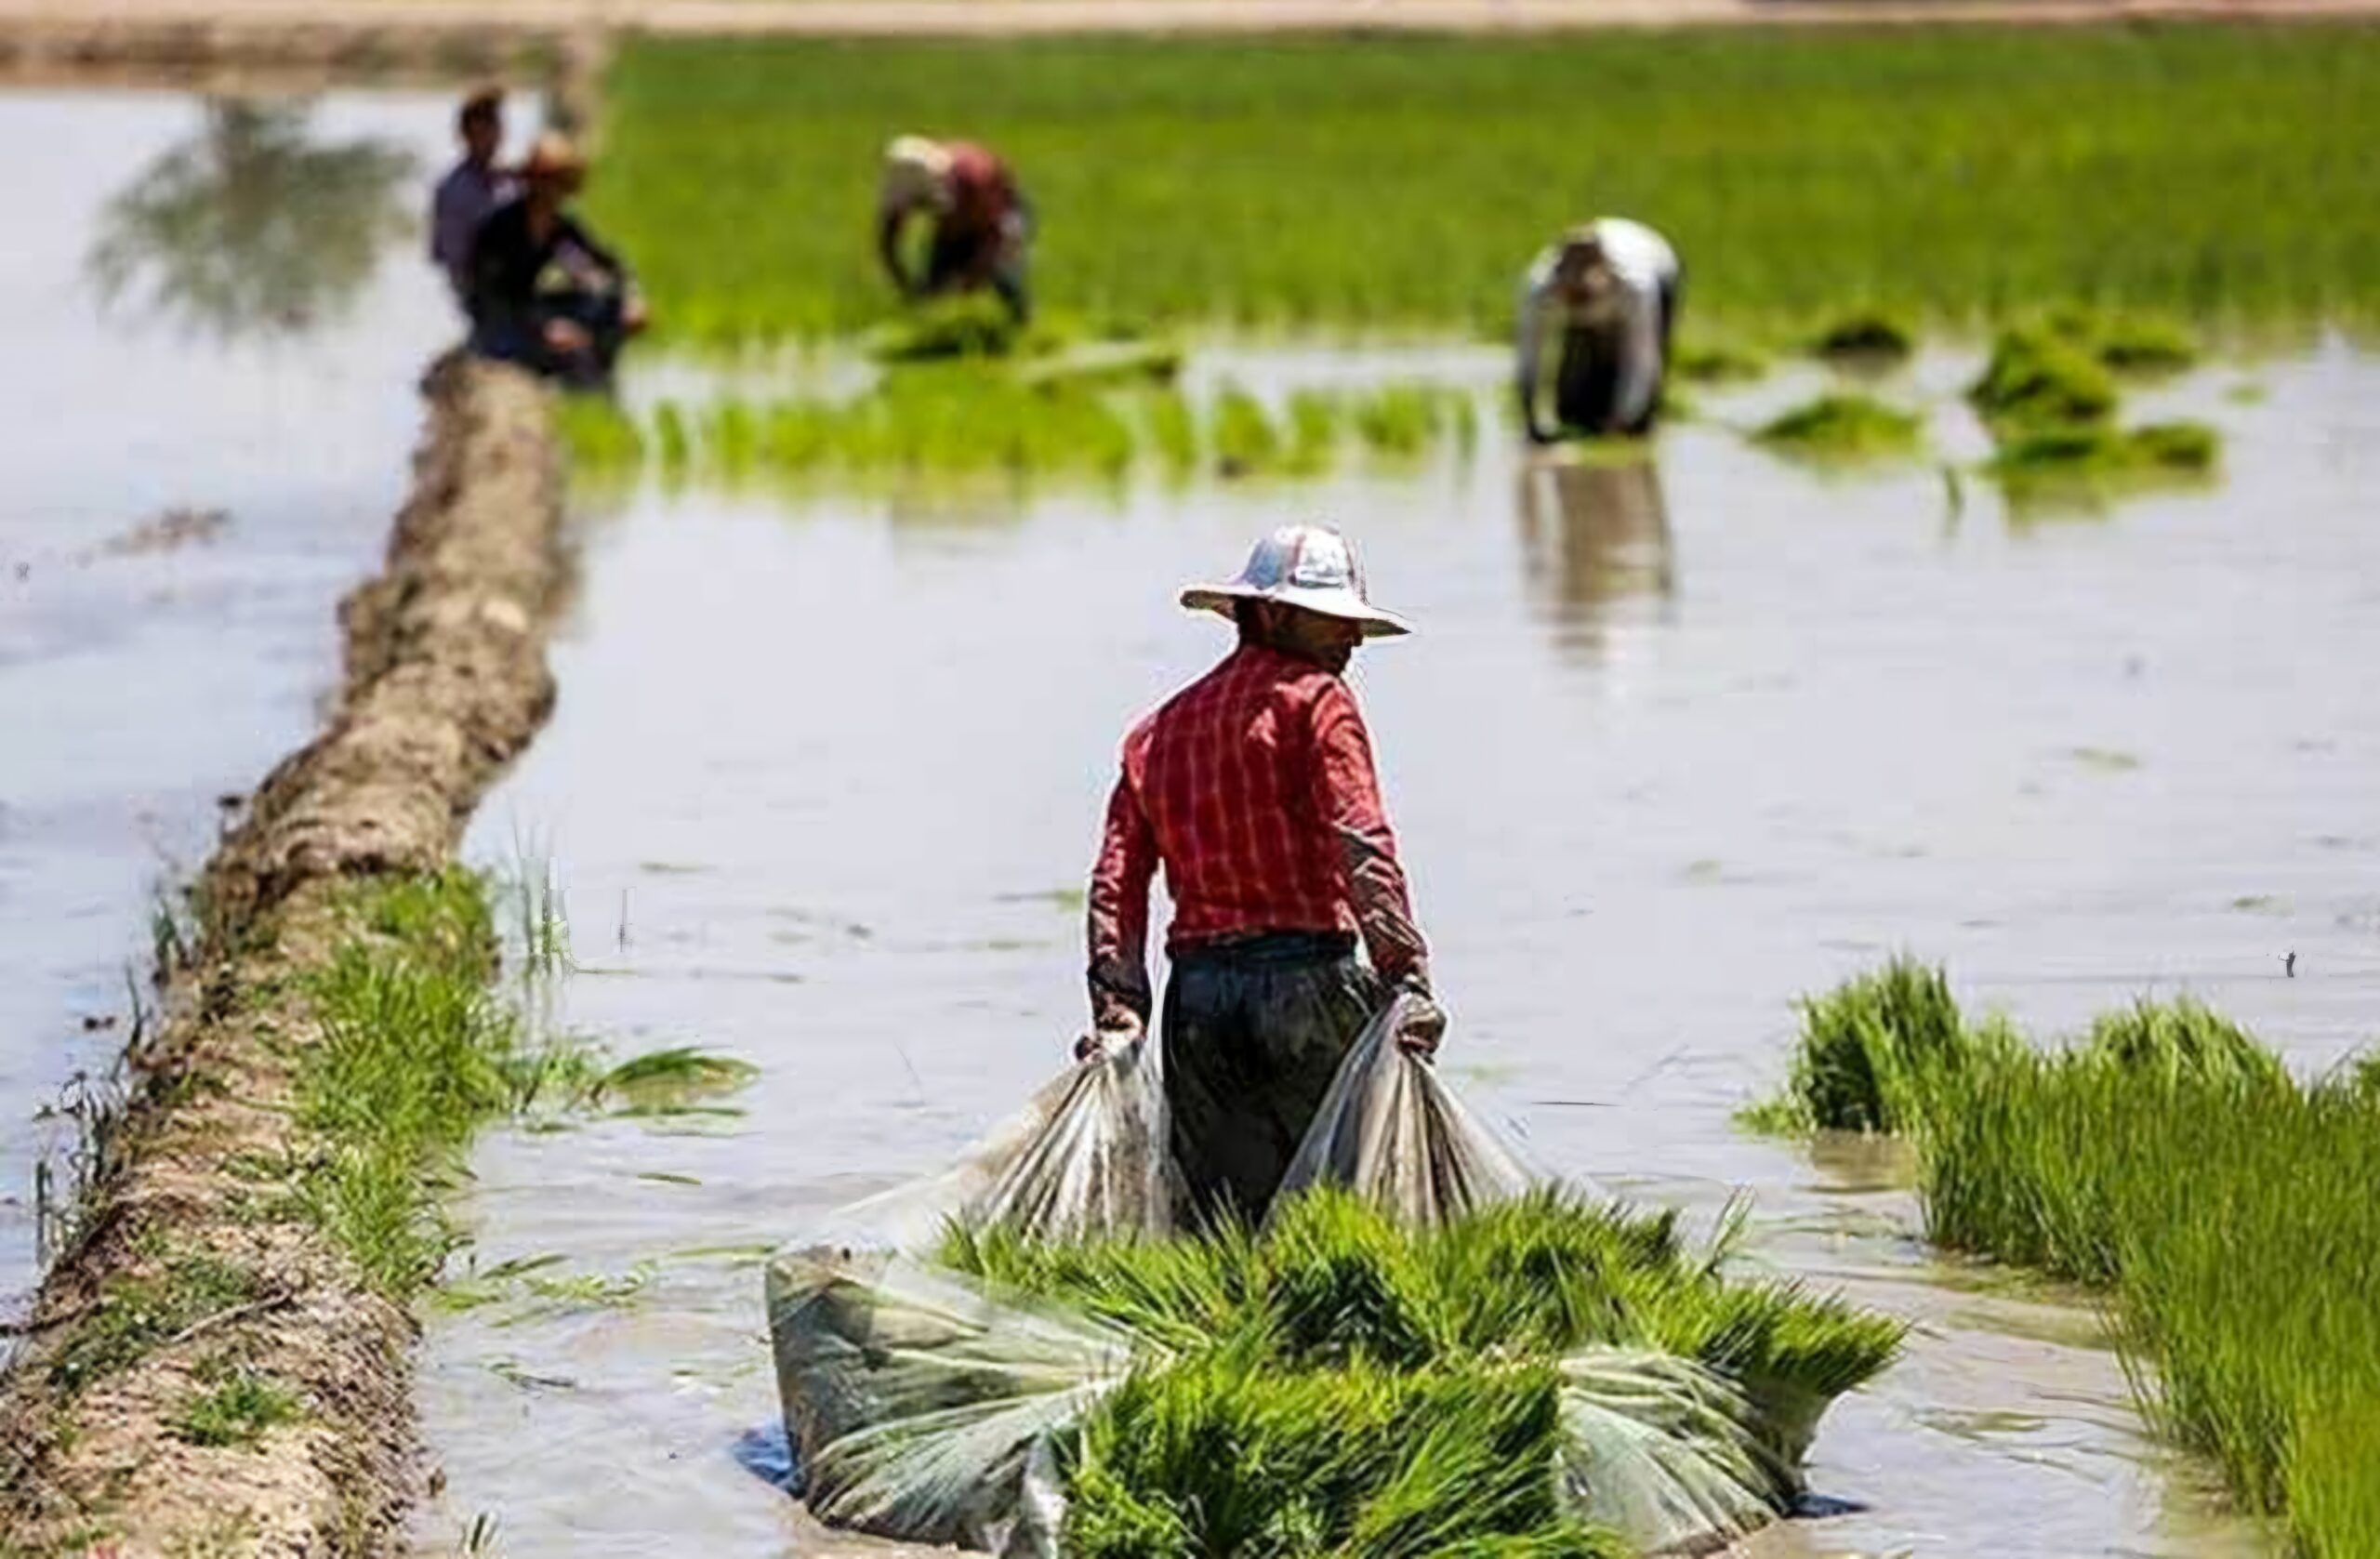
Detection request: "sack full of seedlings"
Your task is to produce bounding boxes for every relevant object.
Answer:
[766,1005,1903,1556]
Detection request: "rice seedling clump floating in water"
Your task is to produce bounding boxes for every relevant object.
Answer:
[1753,393,1924,462]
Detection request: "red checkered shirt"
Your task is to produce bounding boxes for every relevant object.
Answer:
[1087,642,1428,1026]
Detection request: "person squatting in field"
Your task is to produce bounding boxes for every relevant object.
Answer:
[877,135,1035,324]
[428,87,513,307]
[1516,218,1684,443]
[466,133,649,389]
[1082,525,1449,1226]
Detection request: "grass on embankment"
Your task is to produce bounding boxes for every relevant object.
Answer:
[1747,958,2380,1557]
[592,27,2380,345]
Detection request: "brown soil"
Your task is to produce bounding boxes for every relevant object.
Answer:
[0,358,564,1559]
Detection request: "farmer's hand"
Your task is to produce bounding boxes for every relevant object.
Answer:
[622,296,650,335]
[1394,987,1448,1059]
[1075,1011,1144,1063]
[542,318,592,354]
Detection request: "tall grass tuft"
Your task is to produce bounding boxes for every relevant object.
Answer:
[1753,962,2380,1555]
[291,870,601,1296]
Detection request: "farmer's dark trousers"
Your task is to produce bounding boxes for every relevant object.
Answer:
[1162,931,1382,1227]
[1554,269,1683,438]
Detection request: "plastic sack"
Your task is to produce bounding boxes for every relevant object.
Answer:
[765,1037,1173,1556]
[1276,990,1539,1223]
[1556,1347,1793,1555]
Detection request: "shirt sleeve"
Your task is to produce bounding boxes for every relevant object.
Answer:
[1307,681,1429,986]
[1612,279,1663,429]
[1086,761,1158,1027]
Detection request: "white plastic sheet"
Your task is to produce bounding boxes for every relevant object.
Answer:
[1276,991,1538,1223]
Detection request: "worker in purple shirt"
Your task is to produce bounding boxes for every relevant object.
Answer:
[429,88,513,307]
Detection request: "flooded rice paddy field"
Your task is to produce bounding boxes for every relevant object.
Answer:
[417,345,2376,1556]
[0,89,461,1313]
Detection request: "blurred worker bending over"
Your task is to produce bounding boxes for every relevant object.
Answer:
[1515,218,1682,443]
[467,133,647,389]
[877,135,1034,324]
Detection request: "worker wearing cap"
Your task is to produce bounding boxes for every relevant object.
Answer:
[878,135,1033,324]
[1515,218,1683,443]
[1083,525,1448,1224]
[467,132,647,387]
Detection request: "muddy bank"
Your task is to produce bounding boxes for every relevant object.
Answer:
[0,359,562,1557]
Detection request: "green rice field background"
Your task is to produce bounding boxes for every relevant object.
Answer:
[591,25,2380,345]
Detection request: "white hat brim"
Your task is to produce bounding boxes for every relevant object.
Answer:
[1179,582,1413,638]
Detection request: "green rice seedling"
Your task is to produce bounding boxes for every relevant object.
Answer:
[650,400,693,477]
[2078,997,2283,1090]
[1067,1352,1619,1559]
[1752,393,1924,461]
[595,1047,760,1111]
[174,1367,302,1448]
[553,394,644,478]
[867,295,1025,362]
[291,869,602,1296]
[938,1217,1257,1354]
[1210,385,1283,478]
[1751,958,1998,1134]
[1810,310,1914,363]
[595,30,2380,344]
[1968,325,2119,428]
[1284,389,1343,476]
[1350,385,1448,459]
[1672,338,1769,384]
[1142,388,1201,483]
[1982,417,2221,508]
[1759,960,2380,1552]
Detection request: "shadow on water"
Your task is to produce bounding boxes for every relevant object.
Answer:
[86,98,417,341]
[1514,449,1675,659]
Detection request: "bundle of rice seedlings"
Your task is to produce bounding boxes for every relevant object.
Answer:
[1967,325,2118,428]
[2042,306,2201,375]
[1672,339,1768,384]
[868,295,1029,362]
[1067,1351,1622,1558]
[1810,310,1915,363]
[940,1186,1899,1553]
[1752,393,1924,461]
[2079,997,2285,1091]
[1751,958,2001,1134]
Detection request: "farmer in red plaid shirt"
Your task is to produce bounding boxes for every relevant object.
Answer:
[1084,524,1448,1223]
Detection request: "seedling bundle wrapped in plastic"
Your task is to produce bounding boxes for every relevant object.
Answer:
[766,997,1900,1556]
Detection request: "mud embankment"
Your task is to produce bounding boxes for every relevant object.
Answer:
[0,359,562,1558]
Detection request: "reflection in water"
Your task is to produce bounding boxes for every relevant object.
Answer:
[1515,453,1675,656]
[86,99,417,341]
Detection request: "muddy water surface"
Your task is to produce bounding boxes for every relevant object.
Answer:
[0,88,463,1311]
[418,347,2377,1556]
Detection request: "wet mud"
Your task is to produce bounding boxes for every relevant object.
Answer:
[0,361,562,1557]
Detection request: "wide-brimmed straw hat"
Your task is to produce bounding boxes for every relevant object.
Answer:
[520,132,588,182]
[1179,524,1413,638]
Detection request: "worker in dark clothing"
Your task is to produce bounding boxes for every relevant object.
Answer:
[467,133,646,388]
[1084,525,1448,1226]
[878,135,1034,324]
[428,86,513,307]
[1516,218,1683,443]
